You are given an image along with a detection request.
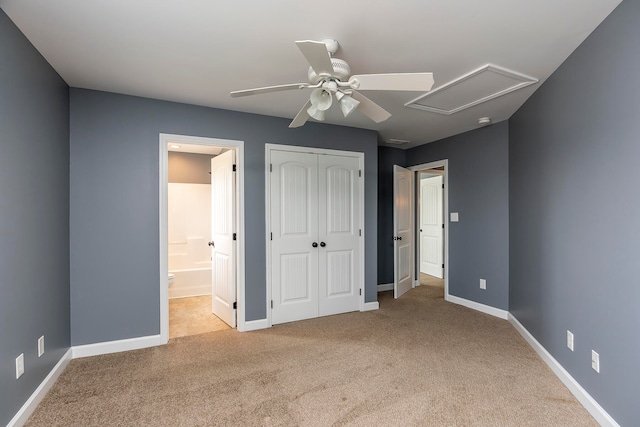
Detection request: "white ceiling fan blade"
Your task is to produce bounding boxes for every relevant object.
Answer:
[289,100,313,128]
[350,73,434,92]
[350,91,392,123]
[230,83,307,98]
[295,40,334,76]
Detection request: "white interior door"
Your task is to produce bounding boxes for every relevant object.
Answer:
[394,165,414,298]
[210,150,236,327]
[420,175,443,278]
[318,154,361,316]
[271,151,319,324]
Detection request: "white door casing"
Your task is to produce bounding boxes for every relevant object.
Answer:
[271,151,320,324]
[269,147,362,325]
[211,150,237,327]
[318,154,361,317]
[394,165,414,298]
[420,175,443,278]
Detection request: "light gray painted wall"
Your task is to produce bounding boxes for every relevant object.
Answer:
[509,1,635,424]
[70,89,378,345]
[0,9,70,425]
[406,122,509,310]
[377,146,406,285]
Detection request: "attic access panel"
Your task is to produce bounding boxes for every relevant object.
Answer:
[405,64,538,115]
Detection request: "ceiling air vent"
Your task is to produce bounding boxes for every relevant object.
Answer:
[386,139,410,146]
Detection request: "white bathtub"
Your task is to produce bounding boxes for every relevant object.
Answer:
[168,267,212,299]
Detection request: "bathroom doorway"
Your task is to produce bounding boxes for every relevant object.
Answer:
[159,134,245,343]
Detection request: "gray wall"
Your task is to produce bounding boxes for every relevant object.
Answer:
[168,152,213,184]
[70,89,378,345]
[0,9,70,425]
[509,1,636,424]
[406,123,509,310]
[377,146,406,284]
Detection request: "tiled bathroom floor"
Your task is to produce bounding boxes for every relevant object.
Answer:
[169,295,231,339]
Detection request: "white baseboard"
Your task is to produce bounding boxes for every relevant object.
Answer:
[240,318,269,332]
[168,287,211,299]
[7,348,73,427]
[508,314,619,427]
[362,301,379,311]
[445,294,509,319]
[377,283,393,292]
[72,334,163,359]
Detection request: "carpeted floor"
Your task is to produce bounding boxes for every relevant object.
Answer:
[26,284,597,426]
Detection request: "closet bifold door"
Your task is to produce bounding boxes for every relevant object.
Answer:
[317,154,361,316]
[270,150,319,324]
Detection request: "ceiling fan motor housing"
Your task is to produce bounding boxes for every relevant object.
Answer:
[307,58,351,84]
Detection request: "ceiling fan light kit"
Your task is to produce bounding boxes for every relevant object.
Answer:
[230,39,434,128]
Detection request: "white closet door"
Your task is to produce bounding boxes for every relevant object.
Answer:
[420,175,443,278]
[318,154,361,316]
[271,150,319,324]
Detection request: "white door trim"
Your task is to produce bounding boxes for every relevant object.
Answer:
[265,143,365,327]
[409,160,449,299]
[159,133,246,343]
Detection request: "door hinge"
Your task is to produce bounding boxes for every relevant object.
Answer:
[359,229,362,237]
[270,163,273,172]
[359,170,362,177]
[442,264,444,268]
[359,289,362,296]
[270,232,273,240]
[233,233,237,240]
[233,302,237,309]
[232,164,237,172]
[442,224,445,229]
[270,300,273,309]
[442,184,444,189]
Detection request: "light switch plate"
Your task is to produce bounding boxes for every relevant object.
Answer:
[450,212,459,222]
[479,279,486,289]
[567,330,574,351]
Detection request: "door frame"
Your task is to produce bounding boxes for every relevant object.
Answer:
[409,160,449,299]
[159,133,246,343]
[265,143,365,327]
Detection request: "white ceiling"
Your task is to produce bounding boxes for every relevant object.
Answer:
[0,0,621,149]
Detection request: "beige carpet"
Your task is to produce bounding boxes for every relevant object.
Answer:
[26,285,596,426]
[170,295,230,339]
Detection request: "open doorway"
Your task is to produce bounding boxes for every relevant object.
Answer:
[159,134,245,344]
[395,160,448,299]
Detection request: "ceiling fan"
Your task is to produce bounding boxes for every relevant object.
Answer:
[230,39,434,128]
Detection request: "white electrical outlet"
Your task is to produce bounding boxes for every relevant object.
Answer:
[592,350,600,373]
[38,335,45,357]
[16,354,24,379]
[567,331,574,351]
[479,279,486,290]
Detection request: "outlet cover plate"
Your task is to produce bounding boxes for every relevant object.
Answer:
[479,279,486,290]
[38,335,45,357]
[16,354,24,379]
[591,350,600,373]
